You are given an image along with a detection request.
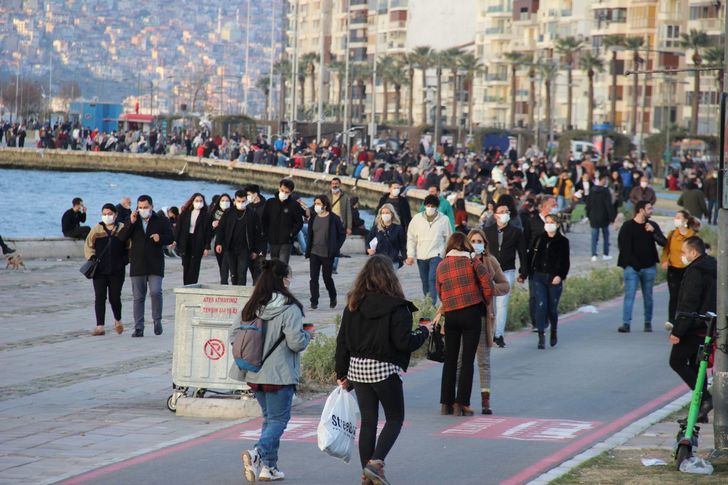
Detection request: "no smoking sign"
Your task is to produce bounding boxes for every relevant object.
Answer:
[203,339,225,360]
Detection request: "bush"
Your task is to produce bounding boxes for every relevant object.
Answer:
[300,317,339,387]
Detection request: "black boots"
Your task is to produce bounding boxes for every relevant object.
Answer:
[550,324,558,347]
[537,331,545,349]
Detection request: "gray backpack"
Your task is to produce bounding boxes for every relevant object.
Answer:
[231,317,285,372]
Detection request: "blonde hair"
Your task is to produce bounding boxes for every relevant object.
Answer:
[376,203,401,230]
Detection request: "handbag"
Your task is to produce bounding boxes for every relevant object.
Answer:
[317,387,360,463]
[80,227,115,279]
[426,323,446,362]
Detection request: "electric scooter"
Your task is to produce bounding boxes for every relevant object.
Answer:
[671,311,716,470]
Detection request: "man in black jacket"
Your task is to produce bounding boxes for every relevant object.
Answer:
[244,184,267,282]
[115,197,132,225]
[586,172,616,261]
[485,202,527,347]
[118,195,174,337]
[377,181,412,231]
[669,236,716,421]
[215,190,262,286]
[617,200,667,333]
[61,197,91,239]
[262,179,304,264]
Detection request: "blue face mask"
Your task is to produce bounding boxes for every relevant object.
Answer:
[472,243,485,254]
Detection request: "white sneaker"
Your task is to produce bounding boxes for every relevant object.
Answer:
[591,256,598,262]
[242,448,261,482]
[259,466,285,481]
[602,255,613,261]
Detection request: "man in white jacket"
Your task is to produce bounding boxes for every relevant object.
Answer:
[405,194,453,304]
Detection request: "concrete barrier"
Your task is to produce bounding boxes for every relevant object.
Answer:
[5,237,85,260]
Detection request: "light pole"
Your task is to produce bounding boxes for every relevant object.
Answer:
[289,0,300,138]
[243,0,252,114]
[342,3,351,156]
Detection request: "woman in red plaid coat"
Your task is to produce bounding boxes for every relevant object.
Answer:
[434,232,493,416]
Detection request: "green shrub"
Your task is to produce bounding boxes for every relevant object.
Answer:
[300,317,339,387]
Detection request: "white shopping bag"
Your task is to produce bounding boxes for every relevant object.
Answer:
[317,386,360,463]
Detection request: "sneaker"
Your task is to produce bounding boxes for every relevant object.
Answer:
[617,324,631,333]
[363,460,390,485]
[591,255,598,262]
[131,330,144,338]
[242,448,261,482]
[310,303,318,310]
[114,321,124,335]
[602,255,613,261]
[329,298,337,309]
[91,326,105,336]
[494,336,506,348]
[259,465,285,482]
[154,321,163,335]
[644,323,653,333]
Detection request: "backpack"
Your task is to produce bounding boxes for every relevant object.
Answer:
[231,317,285,372]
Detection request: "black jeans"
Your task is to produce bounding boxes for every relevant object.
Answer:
[64,226,91,240]
[227,250,252,286]
[309,253,336,305]
[93,273,125,326]
[669,333,709,399]
[666,266,686,323]
[353,374,404,468]
[270,244,292,265]
[181,246,204,286]
[215,249,230,284]
[441,304,483,406]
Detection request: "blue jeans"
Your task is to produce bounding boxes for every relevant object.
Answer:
[590,226,610,257]
[530,272,563,332]
[556,195,567,211]
[296,226,308,254]
[494,270,516,338]
[708,199,717,224]
[254,385,295,468]
[622,265,656,326]
[416,257,442,305]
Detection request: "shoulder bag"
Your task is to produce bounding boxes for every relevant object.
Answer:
[80,227,115,279]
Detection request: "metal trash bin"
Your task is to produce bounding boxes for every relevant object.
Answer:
[167,283,253,412]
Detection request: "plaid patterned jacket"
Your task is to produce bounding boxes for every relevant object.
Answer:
[436,252,493,313]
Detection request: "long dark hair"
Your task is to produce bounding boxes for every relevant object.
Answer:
[347,255,405,311]
[180,192,207,214]
[241,259,304,321]
[210,193,232,213]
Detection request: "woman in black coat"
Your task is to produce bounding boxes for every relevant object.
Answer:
[305,194,345,309]
[366,203,406,267]
[528,214,570,350]
[210,193,232,284]
[175,193,212,285]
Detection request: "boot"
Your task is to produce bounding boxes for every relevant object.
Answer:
[481,391,492,415]
[537,331,545,349]
[550,324,558,347]
[440,403,453,415]
[453,403,475,416]
[698,393,713,423]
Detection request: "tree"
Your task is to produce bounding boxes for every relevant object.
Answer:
[411,46,433,125]
[555,36,584,130]
[539,61,559,143]
[273,58,291,121]
[189,66,210,114]
[602,35,624,129]
[377,55,397,122]
[390,58,408,123]
[299,52,318,113]
[528,54,536,133]
[328,59,346,122]
[703,45,725,94]
[504,51,528,129]
[432,50,447,144]
[351,63,371,122]
[623,36,645,136]
[680,29,711,135]
[405,52,418,125]
[443,47,463,128]
[256,76,271,120]
[458,52,484,134]
[578,52,605,131]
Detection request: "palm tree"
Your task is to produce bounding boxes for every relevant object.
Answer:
[528,54,536,133]
[411,46,433,125]
[602,35,624,129]
[458,52,484,134]
[443,47,463,127]
[300,52,318,109]
[377,55,397,122]
[391,58,408,123]
[504,51,528,129]
[432,50,447,144]
[328,59,346,122]
[578,52,605,131]
[539,60,559,142]
[622,36,645,136]
[405,52,418,125]
[256,76,271,120]
[703,45,725,94]
[555,36,584,130]
[273,58,291,122]
[351,63,372,122]
[680,29,711,135]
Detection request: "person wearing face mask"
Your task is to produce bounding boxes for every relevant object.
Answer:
[210,194,233,284]
[677,180,709,222]
[586,172,616,262]
[366,204,407,268]
[661,210,697,322]
[84,204,130,336]
[629,176,657,208]
[118,195,174,338]
[328,177,353,236]
[484,202,528,348]
[528,214,570,349]
[305,195,345,310]
[669,236,716,423]
[419,185,456,231]
[175,193,212,285]
[703,170,719,225]
[405,195,453,305]
[552,171,574,211]
[244,185,268,282]
[617,200,667,333]
[377,181,412,232]
[523,195,557,331]
[262,179,304,265]
[215,190,262,286]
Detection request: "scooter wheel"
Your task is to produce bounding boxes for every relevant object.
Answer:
[675,444,692,470]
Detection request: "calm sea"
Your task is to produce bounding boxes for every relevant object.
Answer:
[0,168,373,237]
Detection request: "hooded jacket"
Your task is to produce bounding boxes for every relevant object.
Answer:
[230,293,311,385]
[335,294,428,380]
[586,185,616,228]
[673,254,717,338]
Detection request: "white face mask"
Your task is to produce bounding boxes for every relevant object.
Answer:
[549,207,559,215]
[472,242,485,254]
[496,213,510,225]
[138,208,152,219]
[246,194,256,203]
[279,191,290,201]
[331,187,341,193]
[102,214,116,225]
[640,182,648,189]
[314,204,323,214]
[544,223,558,234]
[381,213,392,223]
[235,201,246,211]
[219,200,231,210]
[391,188,401,197]
[425,207,437,217]
[193,201,204,210]
[681,255,690,266]
[673,218,684,229]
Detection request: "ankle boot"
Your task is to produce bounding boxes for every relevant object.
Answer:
[538,331,545,349]
[440,403,453,415]
[550,325,558,347]
[481,391,492,415]
[453,403,475,416]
